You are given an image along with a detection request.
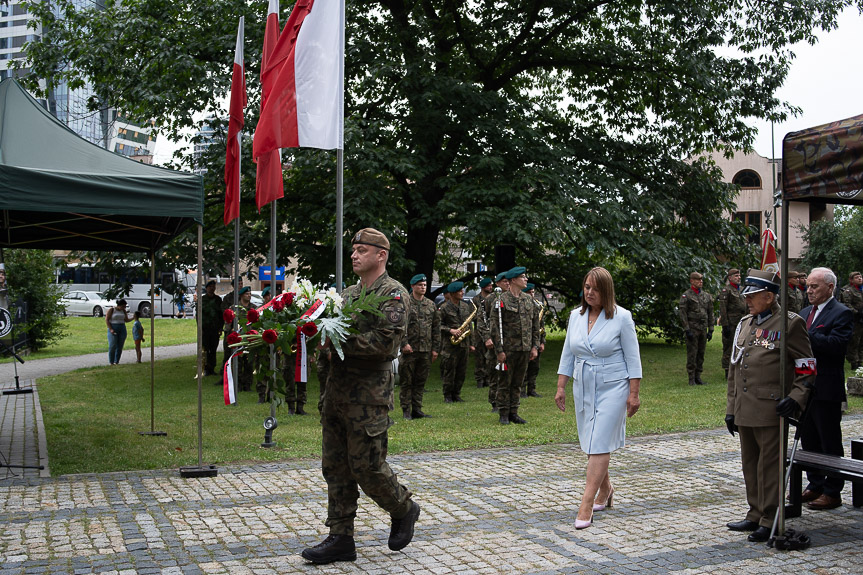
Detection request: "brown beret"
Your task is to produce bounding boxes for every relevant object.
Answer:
[352,228,390,251]
[727,268,740,277]
[851,271,862,280]
[690,272,703,280]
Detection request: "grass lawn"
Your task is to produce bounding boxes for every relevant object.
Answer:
[37,332,863,476]
[3,316,198,362]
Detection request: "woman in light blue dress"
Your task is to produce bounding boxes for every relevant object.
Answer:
[555,267,642,529]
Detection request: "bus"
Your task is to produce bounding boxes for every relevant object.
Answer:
[56,263,196,318]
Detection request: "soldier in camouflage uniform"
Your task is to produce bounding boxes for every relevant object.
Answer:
[483,272,510,411]
[472,278,494,388]
[220,277,243,375]
[839,271,863,369]
[521,283,547,398]
[235,287,254,395]
[679,271,714,386]
[718,269,747,379]
[200,279,222,376]
[489,267,540,425]
[786,271,804,315]
[399,274,441,419]
[438,281,474,403]
[301,228,419,565]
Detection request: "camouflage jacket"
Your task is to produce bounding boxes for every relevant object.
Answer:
[439,299,474,350]
[489,290,540,354]
[839,284,863,321]
[328,271,409,406]
[786,286,804,315]
[201,293,223,331]
[404,294,441,353]
[718,283,747,328]
[679,288,714,333]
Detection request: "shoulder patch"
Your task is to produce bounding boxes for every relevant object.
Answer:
[389,290,402,300]
[386,306,404,323]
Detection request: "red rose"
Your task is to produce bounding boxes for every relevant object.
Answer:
[223,308,235,323]
[246,308,260,323]
[271,299,285,312]
[262,329,278,344]
[301,322,318,337]
[247,329,259,336]
[226,331,241,345]
[283,292,295,306]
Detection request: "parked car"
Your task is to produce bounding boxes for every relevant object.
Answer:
[60,291,116,317]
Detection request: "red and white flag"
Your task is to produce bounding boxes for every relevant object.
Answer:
[255,0,285,210]
[253,0,344,157]
[760,228,779,274]
[224,17,246,225]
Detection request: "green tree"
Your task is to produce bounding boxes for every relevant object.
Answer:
[4,250,68,352]
[18,0,861,339]
[799,206,863,279]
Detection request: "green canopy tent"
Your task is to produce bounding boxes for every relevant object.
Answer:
[0,78,213,475]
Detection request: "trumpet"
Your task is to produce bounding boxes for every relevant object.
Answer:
[450,301,478,345]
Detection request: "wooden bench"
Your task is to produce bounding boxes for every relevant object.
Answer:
[786,439,863,518]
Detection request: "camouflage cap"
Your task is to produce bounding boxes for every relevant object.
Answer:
[410,273,427,286]
[352,228,390,251]
[479,277,492,288]
[690,272,703,280]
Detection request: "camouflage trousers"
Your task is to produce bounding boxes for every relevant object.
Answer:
[496,350,530,413]
[399,351,431,412]
[321,401,413,536]
[440,346,469,400]
[485,347,499,406]
[473,344,490,387]
[316,353,330,413]
[847,323,863,368]
[237,356,253,393]
[686,330,707,380]
[202,326,220,374]
[281,358,308,404]
[523,351,542,393]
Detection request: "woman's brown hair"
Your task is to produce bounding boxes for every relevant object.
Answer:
[579,266,617,319]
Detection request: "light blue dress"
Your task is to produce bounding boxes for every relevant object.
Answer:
[557,305,642,454]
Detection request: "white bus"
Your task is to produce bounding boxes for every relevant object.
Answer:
[56,263,196,318]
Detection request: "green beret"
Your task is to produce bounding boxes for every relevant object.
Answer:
[495,272,507,282]
[505,266,526,279]
[522,283,535,292]
[238,286,251,296]
[410,273,427,286]
[446,281,464,293]
[262,286,271,296]
[479,277,492,288]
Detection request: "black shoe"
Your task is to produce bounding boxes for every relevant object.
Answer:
[490,404,497,412]
[412,410,431,419]
[695,377,708,385]
[499,412,510,425]
[296,403,307,415]
[520,391,528,398]
[444,396,454,404]
[747,526,770,542]
[527,390,541,398]
[257,396,267,404]
[403,409,413,420]
[301,534,357,564]
[727,519,759,532]
[510,414,527,424]
[389,501,421,551]
[454,396,465,402]
[688,379,696,386]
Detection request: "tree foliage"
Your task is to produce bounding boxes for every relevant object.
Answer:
[18,0,862,339]
[798,206,863,279]
[5,250,68,352]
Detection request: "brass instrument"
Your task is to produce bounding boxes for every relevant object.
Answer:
[450,301,478,344]
[535,298,546,336]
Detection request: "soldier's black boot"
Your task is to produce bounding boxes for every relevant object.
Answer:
[296,402,306,415]
[688,377,696,386]
[388,501,421,551]
[724,369,728,379]
[257,394,266,404]
[287,401,296,415]
[499,409,510,425]
[528,390,541,398]
[403,408,413,420]
[510,412,527,424]
[695,376,708,385]
[301,534,357,564]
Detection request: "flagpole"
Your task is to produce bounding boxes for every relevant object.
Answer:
[336,148,343,293]
[269,199,278,436]
[232,148,240,396]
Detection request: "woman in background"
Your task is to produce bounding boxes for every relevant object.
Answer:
[106,299,133,365]
[555,267,642,529]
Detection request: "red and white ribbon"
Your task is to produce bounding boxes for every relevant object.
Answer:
[295,332,308,382]
[222,350,244,405]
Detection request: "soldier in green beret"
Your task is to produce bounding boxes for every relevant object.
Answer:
[438,281,474,402]
[718,269,747,379]
[679,272,714,385]
[489,267,540,424]
[482,272,510,411]
[472,277,494,389]
[838,271,863,369]
[301,228,419,565]
[786,271,804,315]
[399,274,441,419]
[521,283,547,398]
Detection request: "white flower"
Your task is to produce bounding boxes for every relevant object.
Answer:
[856,366,863,378]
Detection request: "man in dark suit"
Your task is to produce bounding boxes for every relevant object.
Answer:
[798,267,854,510]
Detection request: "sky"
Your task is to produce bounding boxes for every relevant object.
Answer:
[153,7,863,166]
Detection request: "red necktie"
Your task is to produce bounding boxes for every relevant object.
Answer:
[806,306,817,330]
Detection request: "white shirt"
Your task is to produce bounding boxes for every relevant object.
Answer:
[808,296,834,326]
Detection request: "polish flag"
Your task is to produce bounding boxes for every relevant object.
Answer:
[224,17,246,225]
[255,0,285,210]
[253,0,344,156]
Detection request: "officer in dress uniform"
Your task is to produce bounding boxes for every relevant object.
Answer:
[521,283,546,398]
[838,271,863,369]
[679,271,714,385]
[725,269,813,542]
[489,267,540,425]
[438,281,474,402]
[301,228,419,564]
[472,277,494,388]
[399,274,440,419]
[718,269,747,379]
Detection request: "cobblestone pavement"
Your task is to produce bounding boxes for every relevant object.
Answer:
[1,416,861,574]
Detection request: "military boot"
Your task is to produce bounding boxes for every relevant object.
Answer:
[695,376,708,385]
[288,401,296,414]
[499,409,510,425]
[510,412,527,424]
[300,534,356,564]
[724,369,728,379]
[296,402,306,415]
[403,408,413,420]
[388,501,421,551]
[688,377,696,386]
